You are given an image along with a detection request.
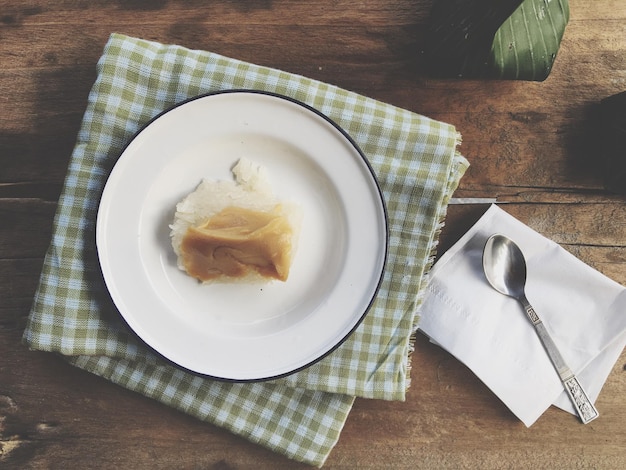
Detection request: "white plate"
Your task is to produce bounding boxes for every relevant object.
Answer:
[96,90,388,381]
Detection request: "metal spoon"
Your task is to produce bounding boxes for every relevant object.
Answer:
[482,234,599,424]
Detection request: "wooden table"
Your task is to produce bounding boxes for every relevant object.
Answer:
[2,1,625,468]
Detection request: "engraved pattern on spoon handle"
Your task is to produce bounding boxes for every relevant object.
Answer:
[522,298,599,424]
[563,376,599,424]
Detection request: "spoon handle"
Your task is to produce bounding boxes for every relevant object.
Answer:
[521,297,599,424]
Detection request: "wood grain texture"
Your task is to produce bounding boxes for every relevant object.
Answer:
[1,1,625,468]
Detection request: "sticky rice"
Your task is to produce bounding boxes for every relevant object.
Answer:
[170,158,300,283]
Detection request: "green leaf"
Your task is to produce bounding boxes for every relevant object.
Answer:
[490,0,570,81]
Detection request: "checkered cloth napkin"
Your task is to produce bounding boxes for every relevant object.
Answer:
[23,33,467,466]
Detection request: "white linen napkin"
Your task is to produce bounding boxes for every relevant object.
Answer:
[418,204,626,426]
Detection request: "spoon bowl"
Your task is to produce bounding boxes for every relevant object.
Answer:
[482,234,527,300]
[482,234,599,424]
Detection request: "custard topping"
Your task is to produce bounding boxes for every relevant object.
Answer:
[180,205,294,282]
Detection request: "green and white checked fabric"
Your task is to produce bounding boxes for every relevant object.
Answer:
[23,34,467,466]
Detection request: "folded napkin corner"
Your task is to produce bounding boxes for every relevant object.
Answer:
[418,204,626,426]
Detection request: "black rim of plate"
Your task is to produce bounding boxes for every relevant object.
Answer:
[97,89,390,382]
